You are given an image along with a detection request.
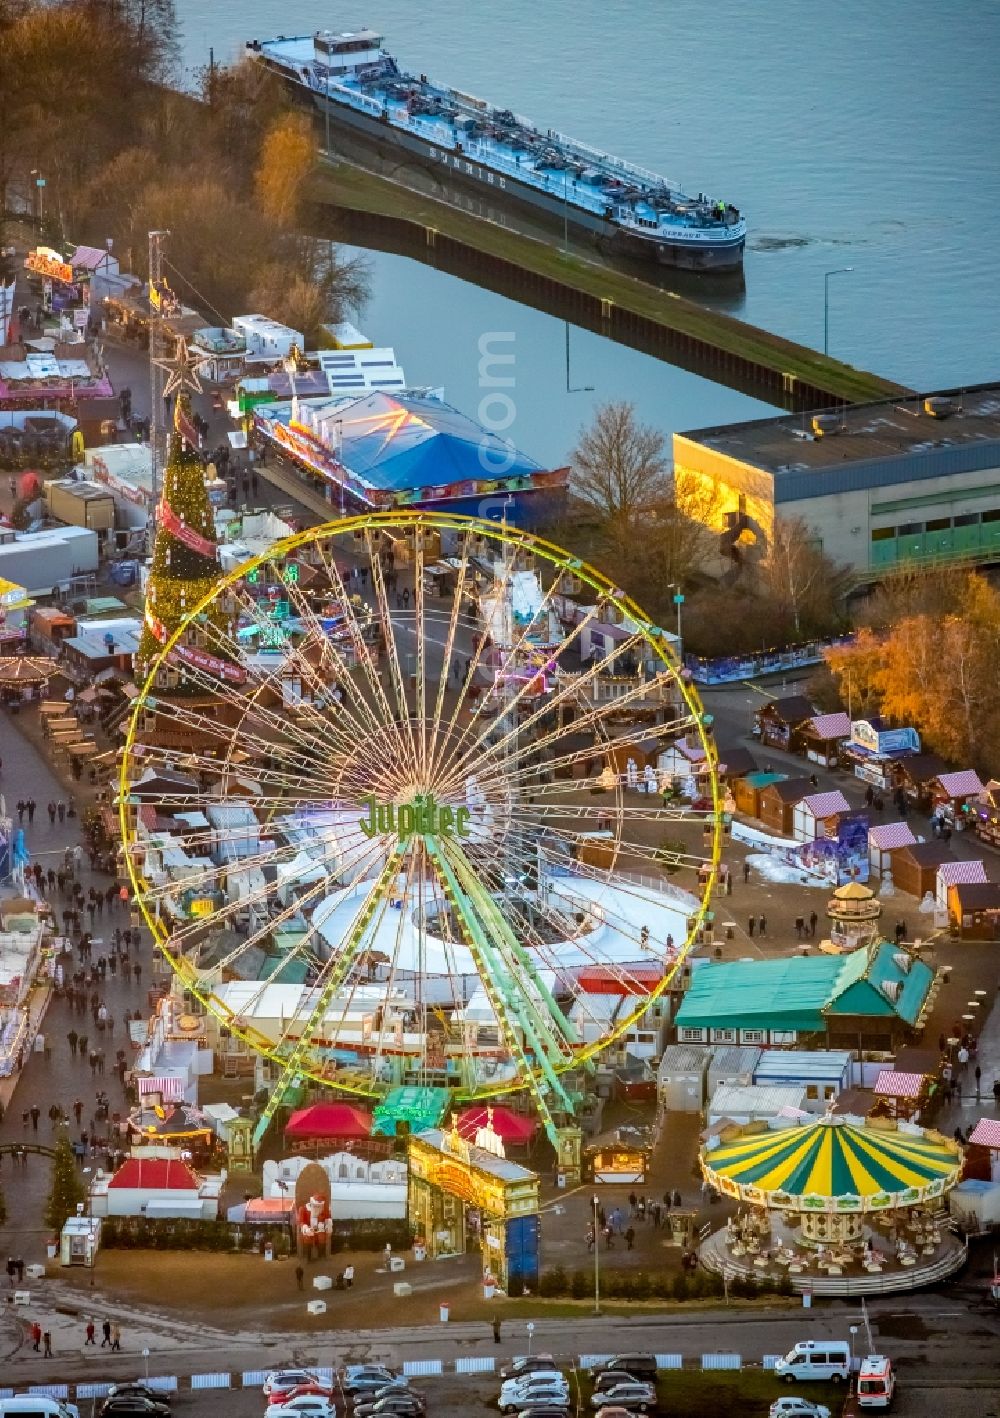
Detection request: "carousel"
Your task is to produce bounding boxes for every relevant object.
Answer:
[699,1113,965,1295]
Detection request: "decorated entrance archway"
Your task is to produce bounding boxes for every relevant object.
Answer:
[408,1112,539,1292]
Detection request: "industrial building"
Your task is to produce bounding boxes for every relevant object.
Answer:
[673,383,1000,575]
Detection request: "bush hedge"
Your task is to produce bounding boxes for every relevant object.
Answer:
[535,1265,794,1301]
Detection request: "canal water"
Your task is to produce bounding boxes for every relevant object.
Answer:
[176,0,1000,467]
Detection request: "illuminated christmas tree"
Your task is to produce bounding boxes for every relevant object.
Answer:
[136,394,231,689]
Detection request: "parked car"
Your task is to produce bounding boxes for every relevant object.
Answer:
[268,1387,336,1407]
[353,1395,426,1418]
[345,1370,404,1395]
[769,1401,832,1418]
[594,1372,646,1394]
[587,1383,656,1413]
[347,1378,409,1401]
[265,1401,336,1418]
[499,1376,568,1401]
[105,1391,169,1408]
[98,1400,170,1418]
[501,1384,570,1415]
[594,1409,637,1418]
[500,1356,557,1381]
[589,1357,658,1384]
[264,1373,322,1398]
[514,1408,571,1418]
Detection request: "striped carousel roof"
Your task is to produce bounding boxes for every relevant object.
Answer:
[702,1115,960,1211]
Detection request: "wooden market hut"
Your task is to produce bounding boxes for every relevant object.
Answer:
[888,839,955,899]
[716,745,758,784]
[947,881,1000,940]
[754,695,815,750]
[796,712,852,768]
[974,780,1000,851]
[756,777,814,836]
[926,769,986,827]
[731,770,785,819]
[890,753,951,809]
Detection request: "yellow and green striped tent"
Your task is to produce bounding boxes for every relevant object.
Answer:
[701,1116,961,1213]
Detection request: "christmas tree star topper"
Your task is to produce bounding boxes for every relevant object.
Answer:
[153,334,203,399]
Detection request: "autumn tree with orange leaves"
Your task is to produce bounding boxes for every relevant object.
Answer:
[822,571,1000,771]
[255,113,316,226]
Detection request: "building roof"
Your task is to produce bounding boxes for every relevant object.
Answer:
[753,1049,853,1082]
[676,942,934,1033]
[800,789,851,818]
[804,712,852,741]
[760,695,814,725]
[891,840,955,868]
[950,882,1000,910]
[896,753,951,784]
[709,1044,763,1077]
[677,382,1000,500]
[657,1043,710,1078]
[968,1118,1000,1148]
[869,821,916,851]
[716,746,757,778]
[761,777,815,804]
[108,1158,199,1190]
[938,860,987,888]
[873,1069,926,1098]
[934,769,984,798]
[708,1082,806,1117]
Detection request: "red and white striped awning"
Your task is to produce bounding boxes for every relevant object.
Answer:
[874,1070,926,1098]
[968,1118,1000,1148]
[137,1075,184,1100]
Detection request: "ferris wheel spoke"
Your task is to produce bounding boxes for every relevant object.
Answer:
[310,535,419,778]
[366,530,423,784]
[438,627,655,799]
[262,568,412,775]
[431,588,607,792]
[426,538,473,782]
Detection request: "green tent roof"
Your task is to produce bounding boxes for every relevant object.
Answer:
[676,943,934,1034]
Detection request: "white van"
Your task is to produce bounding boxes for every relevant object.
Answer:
[856,1355,896,1408]
[0,1400,80,1418]
[775,1340,852,1383]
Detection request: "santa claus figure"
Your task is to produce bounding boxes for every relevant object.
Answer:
[299,1192,332,1258]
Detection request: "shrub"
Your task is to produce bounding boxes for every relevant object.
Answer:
[538,1265,567,1297]
[672,1270,689,1301]
[569,1268,589,1299]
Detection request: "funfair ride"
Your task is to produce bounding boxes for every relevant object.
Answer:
[121,513,721,1169]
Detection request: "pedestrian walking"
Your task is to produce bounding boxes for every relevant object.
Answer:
[31,1321,41,1351]
[794,914,804,939]
[492,1315,502,1344]
[975,1064,982,1098]
[625,1225,635,1250]
[110,1323,121,1351]
[16,800,25,824]
[67,1029,78,1056]
[15,1257,24,1282]
[27,799,36,823]
[101,1319,111,1347]
[43,1331,52,1357]
[747,915,755,937]
[73,1099,83,1124]
[758,913,767,936]
[85,1321,96,1345]
[742,860,751,884]
[57,800,66,823]
[29,1105,39,1132]
[809,911,818,937]
[295,1265,304,1290]
[47,802,56,825]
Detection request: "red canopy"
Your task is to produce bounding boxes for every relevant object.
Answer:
[284,1103,373,1141]
[456,1105,537,1144]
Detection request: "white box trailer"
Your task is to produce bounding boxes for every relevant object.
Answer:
[0,525,98,596]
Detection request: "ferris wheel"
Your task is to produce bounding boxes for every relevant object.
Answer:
[121,511,721,1154]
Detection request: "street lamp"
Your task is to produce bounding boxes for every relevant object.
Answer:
[823,267,854,356]
[592,1193,601,1314]
[849,1324,858,1371]
[526,1321,535,1357]
[565,322,594,395]
[667,583,685,656]
[29,170,45,230]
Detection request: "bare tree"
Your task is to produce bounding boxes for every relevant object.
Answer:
[571,402,669,559]
[759,516,849,637]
